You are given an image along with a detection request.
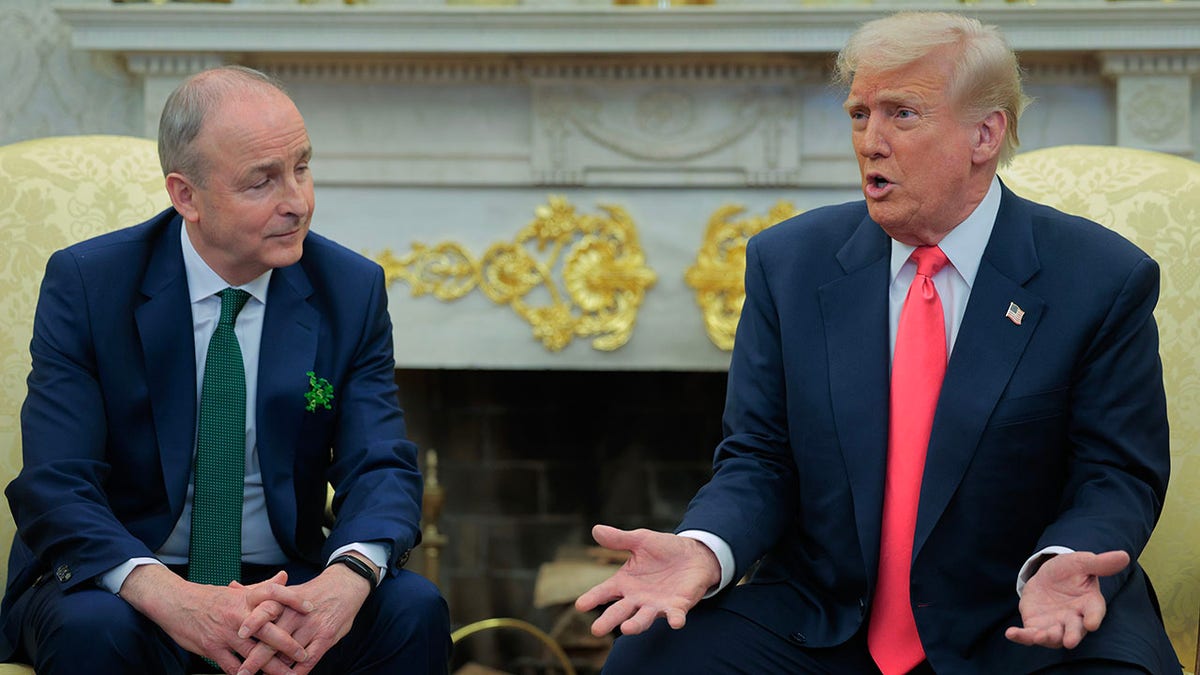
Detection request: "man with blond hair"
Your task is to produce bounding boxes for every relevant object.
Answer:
[578,12,1180,674]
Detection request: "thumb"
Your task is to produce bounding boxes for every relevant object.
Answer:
[1085,550,1130,577]
[592,524,638,552]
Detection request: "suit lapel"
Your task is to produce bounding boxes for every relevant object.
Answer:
[256,263,319,497]
[135,214,197,519]
[913,185,1045,558]
[820,216,892,577]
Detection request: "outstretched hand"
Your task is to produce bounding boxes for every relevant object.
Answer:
[1005,550,1130,650]
[574,525,721,637]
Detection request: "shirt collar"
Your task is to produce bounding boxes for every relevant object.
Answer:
[180,221,272,305]
[889,174,1001,287]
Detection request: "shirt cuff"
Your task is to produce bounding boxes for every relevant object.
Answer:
[328,542,390,586]
[677,530,735,599]
[1016,545,1075,597]
[100,557,165,595]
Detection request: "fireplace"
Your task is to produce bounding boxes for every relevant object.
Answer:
[397,368,726,672]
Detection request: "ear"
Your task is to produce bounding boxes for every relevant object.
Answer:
[165,172,201,223]
[971,111,1007,165]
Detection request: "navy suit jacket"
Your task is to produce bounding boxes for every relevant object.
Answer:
[1,208,423,657]
[678,183,1178,673]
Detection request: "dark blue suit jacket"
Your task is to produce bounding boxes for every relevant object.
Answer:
[1,208,423,658]
[678,183,1178,673]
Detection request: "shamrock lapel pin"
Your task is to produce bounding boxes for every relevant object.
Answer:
[305,371,334,412]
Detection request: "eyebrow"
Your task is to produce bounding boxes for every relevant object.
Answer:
[843,90,923,113]
[245,145,313,177]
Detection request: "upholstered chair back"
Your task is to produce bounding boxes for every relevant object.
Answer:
[0,136,169,644]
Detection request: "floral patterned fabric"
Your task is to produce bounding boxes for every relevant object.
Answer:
[0,135,168,674]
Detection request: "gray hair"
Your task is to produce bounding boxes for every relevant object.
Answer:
[157,65,290,184]
[834,11,1031,165]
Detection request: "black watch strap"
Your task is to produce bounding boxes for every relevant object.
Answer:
[327,554,378,589]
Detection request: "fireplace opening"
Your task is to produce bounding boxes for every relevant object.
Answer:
[395,368,727,674]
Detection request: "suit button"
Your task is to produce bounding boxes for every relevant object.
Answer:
[788,632,806,645]
[55,565,71,582]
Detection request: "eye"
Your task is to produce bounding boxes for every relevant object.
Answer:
[896,109,916,119]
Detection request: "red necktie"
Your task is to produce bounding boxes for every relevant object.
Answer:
[869,245,949,675]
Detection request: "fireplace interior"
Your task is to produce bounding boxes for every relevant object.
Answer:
[395,368,727,673]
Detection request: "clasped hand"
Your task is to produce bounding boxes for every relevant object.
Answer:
[574,525,721,637]
[121,562,370,675]
[232,563,372,675]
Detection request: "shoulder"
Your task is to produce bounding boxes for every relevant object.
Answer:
[50,207,177,272]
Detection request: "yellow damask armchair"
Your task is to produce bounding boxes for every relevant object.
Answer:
[0,134,170,674]
[1000,145,1200,673]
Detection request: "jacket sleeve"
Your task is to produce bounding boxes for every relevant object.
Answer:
[1034,255,1170,599]
[676,236,799,579]
[7,249,158,590]
[320,264,423,575]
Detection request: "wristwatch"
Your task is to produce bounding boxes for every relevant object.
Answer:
[327,554,378,589]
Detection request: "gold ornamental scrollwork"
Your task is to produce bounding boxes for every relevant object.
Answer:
[373,196,657,353]
[685,200,799,351]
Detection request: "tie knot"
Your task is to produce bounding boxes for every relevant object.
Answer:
[217,288,251,326]
[911,246,949,278]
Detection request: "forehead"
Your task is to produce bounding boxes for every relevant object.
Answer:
[200,90,311,167]
[845,55,955,107]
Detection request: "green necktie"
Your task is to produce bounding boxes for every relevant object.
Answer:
[189,287,251,587]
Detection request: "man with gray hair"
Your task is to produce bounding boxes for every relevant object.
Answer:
[2,66,451,674]
[578,12,1180,674]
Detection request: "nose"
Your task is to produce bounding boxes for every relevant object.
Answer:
[277,174,311,219]
[857,117,891,158]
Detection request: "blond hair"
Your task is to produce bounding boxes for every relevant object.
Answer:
[834,12,1031,165]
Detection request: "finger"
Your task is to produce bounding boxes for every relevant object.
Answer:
[292,637,335,675]
[1039,622,1065,649]
[250,619,308,664]
[211,647,245,675]
[240,600,285,639]
[1060,615,1087,650]
[237,640,280,675]
[575,578,620,613]
[619,605,662,636]
[1081,591,1109,633]
[591,524,641,551]
[591,597,638,637]
[248,581,314,616]
[664,606,688,630]
[1005,626,1038,646]
[238,642,302,675]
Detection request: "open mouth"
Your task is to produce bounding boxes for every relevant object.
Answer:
[864,173,893,197]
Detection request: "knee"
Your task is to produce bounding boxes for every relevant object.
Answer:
[28,590,177,671]
[371,570,450,637]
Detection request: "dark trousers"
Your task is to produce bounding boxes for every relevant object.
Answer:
[14,560,451,675]
[600,600,1152,675]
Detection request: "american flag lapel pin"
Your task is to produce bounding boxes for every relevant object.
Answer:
[1006,302,1025,326]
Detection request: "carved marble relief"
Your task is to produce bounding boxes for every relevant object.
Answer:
[529,61,815,187]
